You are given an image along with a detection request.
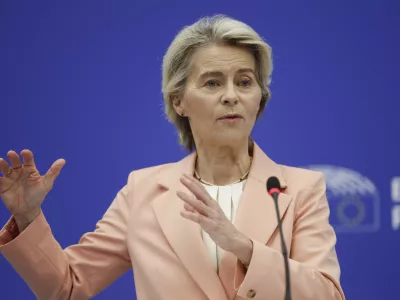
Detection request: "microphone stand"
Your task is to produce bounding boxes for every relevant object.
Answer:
[271,192,292,300]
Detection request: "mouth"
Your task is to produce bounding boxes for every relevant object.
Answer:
[217,113,243,120]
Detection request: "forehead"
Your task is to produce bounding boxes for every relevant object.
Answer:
[189,44,255,76]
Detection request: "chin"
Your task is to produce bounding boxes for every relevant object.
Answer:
[213,132,248,146]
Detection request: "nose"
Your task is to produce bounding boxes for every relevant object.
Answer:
[220,83,239,105]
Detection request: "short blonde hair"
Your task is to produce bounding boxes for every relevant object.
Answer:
[162,14,273,151]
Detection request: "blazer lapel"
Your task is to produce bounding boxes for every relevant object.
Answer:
[219,144,292,299]
[152,153,228,300]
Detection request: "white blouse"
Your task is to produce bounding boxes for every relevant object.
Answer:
[200,180,246,273]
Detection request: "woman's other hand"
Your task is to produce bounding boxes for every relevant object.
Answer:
[0,150,65,231]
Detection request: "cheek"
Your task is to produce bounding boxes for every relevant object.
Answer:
[184,89,215,117]
[252,89,263,114]
[246,96,262,117]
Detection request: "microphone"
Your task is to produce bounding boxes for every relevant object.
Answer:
[267,176,292,300]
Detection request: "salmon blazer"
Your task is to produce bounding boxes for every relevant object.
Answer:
[0,143,345,300]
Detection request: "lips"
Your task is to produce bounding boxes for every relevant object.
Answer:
[218,113,243,120]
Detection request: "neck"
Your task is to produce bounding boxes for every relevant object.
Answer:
[194,140,252,186]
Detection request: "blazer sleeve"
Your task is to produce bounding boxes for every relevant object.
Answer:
[235,173,345,300]
[0,172,134,300]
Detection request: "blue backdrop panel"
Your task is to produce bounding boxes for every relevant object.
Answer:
[1,1,399,299]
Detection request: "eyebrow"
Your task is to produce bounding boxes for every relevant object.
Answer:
[198,68,255,80]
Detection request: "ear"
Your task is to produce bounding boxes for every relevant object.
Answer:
[171,94,185,116]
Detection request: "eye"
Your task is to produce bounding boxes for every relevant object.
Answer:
[238,78,252,87]
[205,80,219,88]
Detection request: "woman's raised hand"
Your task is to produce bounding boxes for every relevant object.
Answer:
[0,150,65,226]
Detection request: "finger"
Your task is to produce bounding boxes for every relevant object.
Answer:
[0,158,11,176]
[184,203,197,213]
[180,210,203,224]
[43,159,66,189]
[180,174,212,205]
[177,190,211,216]
[7,151,22,169]
[21,149,36,167]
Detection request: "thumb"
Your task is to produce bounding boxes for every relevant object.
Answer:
[43,159,66,189]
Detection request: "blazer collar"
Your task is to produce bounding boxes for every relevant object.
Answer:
[152,142,291,300]
[156,142,287,190]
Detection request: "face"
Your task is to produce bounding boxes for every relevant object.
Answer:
[173,44,262,148]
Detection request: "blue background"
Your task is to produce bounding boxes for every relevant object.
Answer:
[1,1,399,299]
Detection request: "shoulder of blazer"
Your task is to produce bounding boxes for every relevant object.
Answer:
[125,162,177,189]
[278,164,326,191]
[119,162,180,213]
[277,164,328,214]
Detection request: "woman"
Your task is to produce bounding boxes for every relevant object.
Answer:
[0,15,345,300]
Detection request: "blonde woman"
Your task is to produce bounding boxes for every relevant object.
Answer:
[0,15,345,300]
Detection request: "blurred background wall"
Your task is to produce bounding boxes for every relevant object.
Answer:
[1,1,399,299]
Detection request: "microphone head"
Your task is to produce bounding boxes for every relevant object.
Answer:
[267,176,281,193]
